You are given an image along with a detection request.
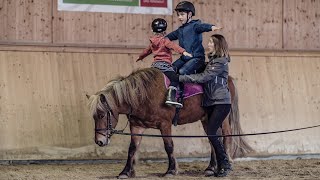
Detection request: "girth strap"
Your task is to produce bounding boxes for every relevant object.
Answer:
[172,83,184,126]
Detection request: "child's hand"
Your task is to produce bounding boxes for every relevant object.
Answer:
[136,58,142,62]
[183,51,193,58]
[212,26,222,31]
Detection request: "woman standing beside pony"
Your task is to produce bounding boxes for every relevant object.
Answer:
[179,34,232,177]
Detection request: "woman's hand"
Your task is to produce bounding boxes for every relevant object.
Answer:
[183,51,193,58]
[136,58,142,62]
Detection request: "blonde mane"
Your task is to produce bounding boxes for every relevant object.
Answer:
[88,68,161,116]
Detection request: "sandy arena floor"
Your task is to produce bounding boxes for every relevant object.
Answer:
[1,158,320,180]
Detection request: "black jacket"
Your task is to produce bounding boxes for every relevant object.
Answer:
[179,55,231,106]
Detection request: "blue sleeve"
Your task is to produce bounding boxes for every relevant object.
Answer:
[194,23,213,33]
[166,29,179,41]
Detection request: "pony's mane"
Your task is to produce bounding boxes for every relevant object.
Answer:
[88,68,161,116]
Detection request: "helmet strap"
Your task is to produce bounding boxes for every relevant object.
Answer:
[186,12,192,23]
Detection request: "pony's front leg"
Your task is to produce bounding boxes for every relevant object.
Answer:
[118,126,145,179]
[160,126,178,177]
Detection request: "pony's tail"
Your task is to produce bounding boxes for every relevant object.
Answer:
[228,76,254,158]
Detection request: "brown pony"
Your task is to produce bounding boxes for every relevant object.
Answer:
[88,68,253,178]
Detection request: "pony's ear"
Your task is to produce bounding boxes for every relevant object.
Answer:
[100,94,107,103]
[86,94,90,99]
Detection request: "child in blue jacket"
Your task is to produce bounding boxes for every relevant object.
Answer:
[166,1,221,75]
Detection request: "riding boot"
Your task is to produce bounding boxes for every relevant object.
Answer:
[215,149,232,177]
[165,86,183,108]
[208,135,232,177]
[215,160,232,177]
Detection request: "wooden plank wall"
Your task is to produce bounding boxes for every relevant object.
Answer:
[0,0,320,160]
[0,0,52,43]
[197,0,283,49]
[232,52,320,154]
[0,50,319,160]
[283,0,320,49]
[0,0,319,49]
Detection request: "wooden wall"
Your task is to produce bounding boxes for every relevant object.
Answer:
[0,0,320,160]
[0,50,320,160]
[0,0,319,49]
[283,0,320,49]
[0,0,52,43]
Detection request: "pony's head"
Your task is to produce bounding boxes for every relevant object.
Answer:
[87,68,161,147]
[87,92,119,147]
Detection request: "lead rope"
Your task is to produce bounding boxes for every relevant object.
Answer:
[111,124,320,138]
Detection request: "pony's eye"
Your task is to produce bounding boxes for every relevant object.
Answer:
[98,114,105,119]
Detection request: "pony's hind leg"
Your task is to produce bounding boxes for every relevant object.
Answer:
[118,125,145,179]
[160,126,178,177]
[222,115,233,162]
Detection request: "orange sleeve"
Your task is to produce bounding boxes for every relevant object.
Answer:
[137,45,152,60]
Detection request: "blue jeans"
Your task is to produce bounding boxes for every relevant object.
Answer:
[173,57,205,75]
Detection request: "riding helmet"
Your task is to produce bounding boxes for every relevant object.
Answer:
[151,18,167,33]
[175,1,195,16]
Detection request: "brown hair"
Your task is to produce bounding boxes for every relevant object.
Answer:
[211,34,230,58]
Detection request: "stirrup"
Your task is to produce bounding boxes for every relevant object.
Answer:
[165,100,183,108]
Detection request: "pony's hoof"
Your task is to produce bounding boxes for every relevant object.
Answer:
[163,170,178,177]
[117,174,129,179]
[163,173,174,178]
[204,169,215,177]
[118,171,135,179]
[204,168,215,177]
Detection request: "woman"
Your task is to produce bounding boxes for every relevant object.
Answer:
[179,34,232,177]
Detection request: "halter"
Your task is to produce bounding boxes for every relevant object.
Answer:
[94,98,117,138]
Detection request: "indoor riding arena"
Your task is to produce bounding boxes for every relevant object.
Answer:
[1,0,320,179]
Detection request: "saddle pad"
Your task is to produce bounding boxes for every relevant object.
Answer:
[164,74,203,99]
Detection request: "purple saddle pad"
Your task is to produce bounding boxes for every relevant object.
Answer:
[164,74,203,99]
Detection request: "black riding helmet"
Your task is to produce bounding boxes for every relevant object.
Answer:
[175,1,195,16]
[151,18,167,33]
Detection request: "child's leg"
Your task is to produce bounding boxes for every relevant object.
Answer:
[178,57,205,75]
[163,71,182,108]
[163,71,179,87]
[172,58,185,74]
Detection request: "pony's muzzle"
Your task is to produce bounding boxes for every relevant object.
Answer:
[96,140,105,147]
[95,135,109,147]
[96,139,107,146]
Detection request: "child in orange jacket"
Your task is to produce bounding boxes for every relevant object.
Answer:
[137,18,192,108]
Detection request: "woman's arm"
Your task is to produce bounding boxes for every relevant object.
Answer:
[179,60,227,83]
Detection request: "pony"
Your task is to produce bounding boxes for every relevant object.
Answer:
[87,68,253,178]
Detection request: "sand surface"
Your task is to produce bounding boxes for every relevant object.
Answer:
[1,158,320,180]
